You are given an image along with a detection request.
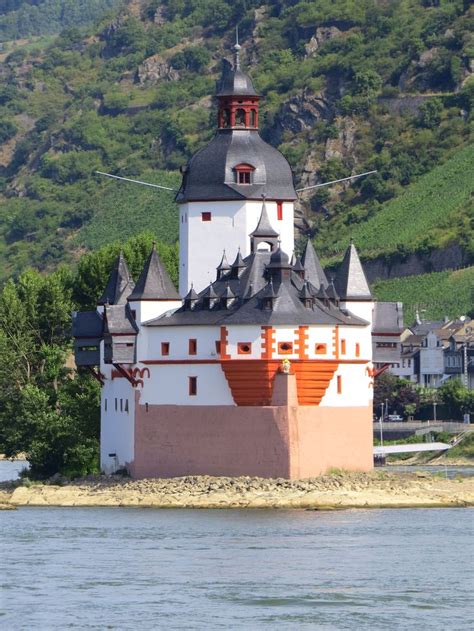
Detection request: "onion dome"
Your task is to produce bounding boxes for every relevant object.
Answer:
[128,244,180,301]
[98,251,135,305]
[176,39,296,203]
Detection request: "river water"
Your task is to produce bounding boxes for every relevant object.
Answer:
[1,505,473,630]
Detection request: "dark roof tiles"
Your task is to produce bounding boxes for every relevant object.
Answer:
[334,241,372,301]
[128,245,180,301]
[98,252,135,305]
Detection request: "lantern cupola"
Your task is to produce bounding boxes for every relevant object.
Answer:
[217,34,260,130]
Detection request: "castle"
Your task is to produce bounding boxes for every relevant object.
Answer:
[73,43,375,479]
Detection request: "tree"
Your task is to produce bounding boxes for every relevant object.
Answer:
[438,379,473,420]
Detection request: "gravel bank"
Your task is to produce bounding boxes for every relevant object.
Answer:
[1,471,473,510]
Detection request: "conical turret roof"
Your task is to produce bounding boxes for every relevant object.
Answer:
[128,244,180,301]
[250,200,279,237]
[334,241,372,301]
[301,239,328,289]
[98,251,135,305]
[216,250,231,273]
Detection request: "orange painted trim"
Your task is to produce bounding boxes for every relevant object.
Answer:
[337,375,342,394]
[355,343,360,358]
[141,358,371,365]
[296,326,309,359]
[341,338,346,355]
[220,326,230,360]
[332,325,340,359]
[261,325,274,359]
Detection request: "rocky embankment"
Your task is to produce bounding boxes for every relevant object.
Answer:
[1,471,473,510]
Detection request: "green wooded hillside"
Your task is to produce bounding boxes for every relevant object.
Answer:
[0,0,472,288]
[0,0,123,41]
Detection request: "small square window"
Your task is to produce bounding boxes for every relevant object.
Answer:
[278,342,293,354]
[161,342,170,356]
[201,212,212,222]
[238,342,252,354]
[189,339,197,355]
[189,376,197,396]
[315,343,327,355]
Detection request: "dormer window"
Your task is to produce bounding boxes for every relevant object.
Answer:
[234,163,255,185]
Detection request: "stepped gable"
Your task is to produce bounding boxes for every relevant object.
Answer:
[128,244,180,301]
[98,251,135,305]
[334,240,372,301]
[146,245,367,328]
[301,239,328,289]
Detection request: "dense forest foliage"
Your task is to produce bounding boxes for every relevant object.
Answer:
[0,0,472,282]
[0,0,123,41]
[0,233,177,477]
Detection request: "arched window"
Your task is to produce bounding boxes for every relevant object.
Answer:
[250,109,257,127]
[222,109,231,127]
[234,163,255,185]
[235,108,246,127]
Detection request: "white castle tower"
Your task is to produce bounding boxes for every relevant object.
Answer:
[176,42,297,295]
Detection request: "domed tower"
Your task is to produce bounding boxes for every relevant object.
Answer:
[176,39,297,295]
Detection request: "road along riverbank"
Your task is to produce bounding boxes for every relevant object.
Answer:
[1,471,473,510]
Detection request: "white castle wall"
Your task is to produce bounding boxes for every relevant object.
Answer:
[178,199,294,294]
[100,376,135,473]
[140,364,234,406]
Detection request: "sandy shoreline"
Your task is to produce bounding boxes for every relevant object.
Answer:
[1,471,473,510]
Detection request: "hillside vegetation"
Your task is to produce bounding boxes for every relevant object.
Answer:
[318,144,474,262]
[372,266,474,323]
[0,1,123,41]
[0,0,472,283]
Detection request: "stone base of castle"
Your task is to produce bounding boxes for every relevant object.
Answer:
[129,374,373,479]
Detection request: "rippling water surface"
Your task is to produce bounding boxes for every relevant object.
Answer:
[1,506,473,630]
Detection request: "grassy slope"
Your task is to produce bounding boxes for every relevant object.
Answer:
[317,144,474,262]
[78,170,180,249]
[372,266,474,322]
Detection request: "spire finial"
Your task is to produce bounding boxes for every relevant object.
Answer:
[234,25,241,70]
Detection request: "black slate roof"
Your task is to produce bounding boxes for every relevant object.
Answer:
[128,245,180,301]
[146,247,368,328]
[216,59,258,97]
[98,252,135,305]
[334,241,372,301]
[301,239,328,289]
[104,304,139,336]
[72,310,103,338]
[250,200,279,237]
[176,129,297,203]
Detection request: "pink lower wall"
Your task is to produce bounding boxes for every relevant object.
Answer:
[132,403,293,479]
[131,399,373,479]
